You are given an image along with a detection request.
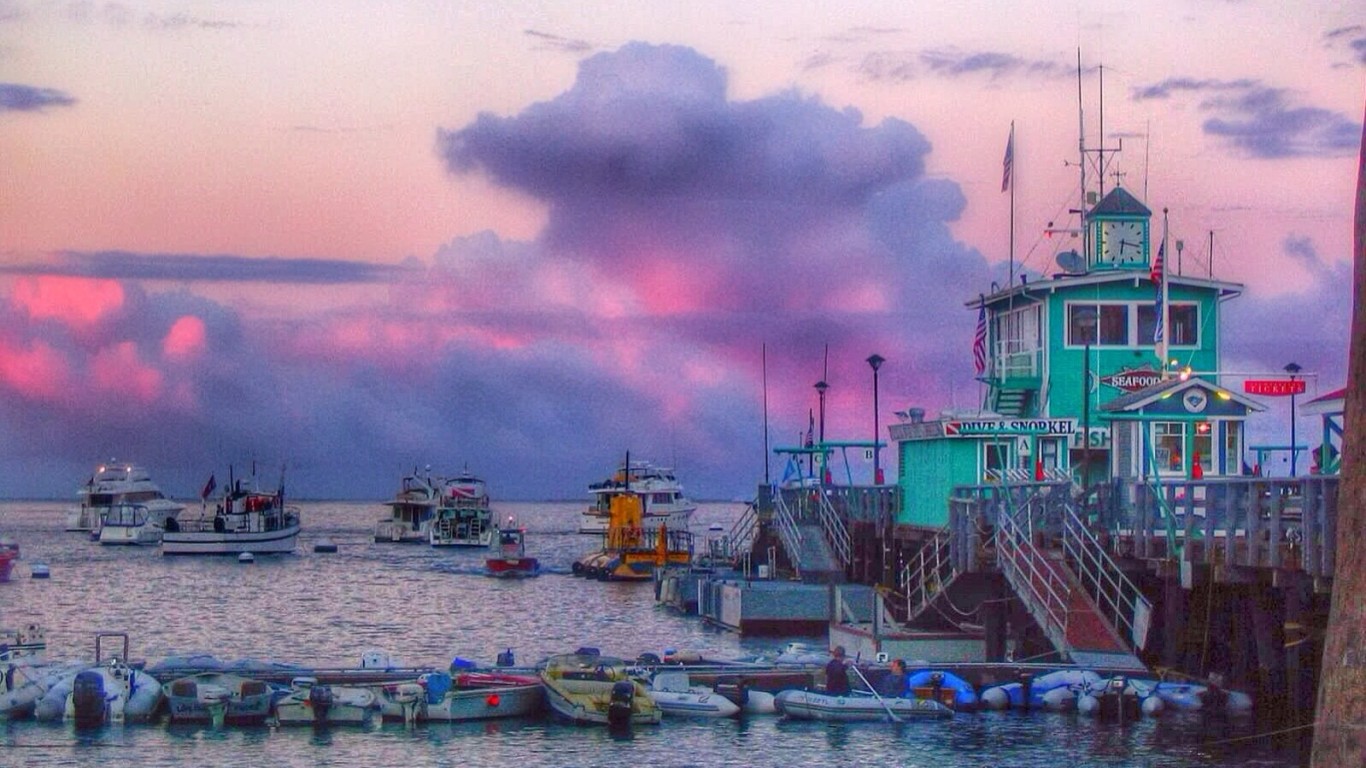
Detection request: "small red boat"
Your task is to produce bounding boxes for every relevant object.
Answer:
[0,540,18,583]
[485,525,539,578]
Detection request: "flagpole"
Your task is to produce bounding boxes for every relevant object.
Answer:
[1160,208,1171,375]
[1008,121,1015,286]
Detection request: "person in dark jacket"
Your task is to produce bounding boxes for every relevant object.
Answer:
[824,645,850,695]
[877,659,908,697]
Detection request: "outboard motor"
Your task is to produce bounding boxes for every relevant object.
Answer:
[607,680,635,727]
[715,675,748,709]
[496,648,516,667]
[309,684,334,723]
[71,670,107,728]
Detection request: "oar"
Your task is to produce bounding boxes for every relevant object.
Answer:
[848,663,901,723]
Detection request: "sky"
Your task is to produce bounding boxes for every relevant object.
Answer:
[0,1,1361,501]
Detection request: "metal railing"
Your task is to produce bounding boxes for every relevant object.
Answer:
[900,525,957,623]
[814,490,851,567]
[993,495,1073,656]
[771,492,804,579]
[1058,502,1150,652]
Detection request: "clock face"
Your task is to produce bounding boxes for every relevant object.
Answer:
[1100,220,1144,260]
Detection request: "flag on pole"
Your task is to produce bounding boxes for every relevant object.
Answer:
[1152,240,1166,344]
[200,473,217,500]
[973,304,988,375]
[1001,125,1014,193]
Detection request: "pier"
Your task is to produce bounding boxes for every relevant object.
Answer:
[664,475,1339,723]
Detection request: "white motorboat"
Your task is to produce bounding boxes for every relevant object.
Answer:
[162,474,300,556]
[429,471,496,547]
[647,671,740,717]
[67,461,184,535]
[98,501,181,546]
[375,470,442,543]
[275,676,380,726]
[578,460,696,535]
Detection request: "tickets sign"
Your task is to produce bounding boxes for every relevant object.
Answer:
[1243,379,1306,396]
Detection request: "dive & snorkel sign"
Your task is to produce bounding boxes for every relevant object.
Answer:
[942,418,1076,437]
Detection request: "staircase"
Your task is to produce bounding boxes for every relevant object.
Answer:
[992,386,1034,417]
[900,525,958,624]
[994,494,1149,671]
[772,491,845,584]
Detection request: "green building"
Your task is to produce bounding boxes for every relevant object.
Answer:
[890,186,1263,530]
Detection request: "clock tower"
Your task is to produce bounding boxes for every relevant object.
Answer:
[1088,186,1152,271]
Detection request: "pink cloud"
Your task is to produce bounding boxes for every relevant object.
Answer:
[163,315,207,359]
[0,337,71,401]
[13,276,124,329]
[91,342,164,403]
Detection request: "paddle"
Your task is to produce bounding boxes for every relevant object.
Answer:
[848,662,901,723]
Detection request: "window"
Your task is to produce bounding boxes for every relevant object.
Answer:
[1224,421,1243,474]
[1153,421,1185,473]
[1138,303,1199,347]
[1067,304,1129,346]
[1193,421,1213,475]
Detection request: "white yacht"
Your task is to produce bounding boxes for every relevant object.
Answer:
[66,462,184,538]
[375,470,442,543]
[162,475,300,556]
[578,460,697,535]
[429,471,496,547]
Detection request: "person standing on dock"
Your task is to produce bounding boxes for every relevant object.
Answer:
[824,646,851,695]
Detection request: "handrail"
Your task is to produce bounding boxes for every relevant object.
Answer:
[900,525,956,622]
[1058,501,1150,652]
[994,496,1072,653]
[814,491,851,567]
[726,500,759,560]
[771,492,804,579]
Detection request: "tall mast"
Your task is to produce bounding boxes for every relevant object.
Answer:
[1076,49,1088,261]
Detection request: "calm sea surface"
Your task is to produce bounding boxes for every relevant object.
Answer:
[0,500,1307,767]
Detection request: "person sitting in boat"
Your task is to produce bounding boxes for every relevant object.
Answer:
[824,646,850,696]
[877,658,907,697]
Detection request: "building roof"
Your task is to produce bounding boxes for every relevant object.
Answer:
[1301,386,1346,417]
[966,270,1244,309]
[1088,186,1152,218]
[1099,375,1265,414]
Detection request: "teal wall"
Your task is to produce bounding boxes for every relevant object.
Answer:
[897,436,978,528]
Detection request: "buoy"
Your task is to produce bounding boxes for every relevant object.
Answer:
[30,562,50,579]
[313,538,337,553]
[238,552,255,563]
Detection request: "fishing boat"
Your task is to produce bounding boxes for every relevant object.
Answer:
[540,651,661,727]
[579,459,696,535]
[573,478,693,581]
[374,469,442,543]
[429,471,496,547]
[773,689,953,721]
[66,461,184,536]
[162,473,300,556]
[162,671,277,726]
[646,671,740,717]
[486,522,540,577]
[274,676,380,726]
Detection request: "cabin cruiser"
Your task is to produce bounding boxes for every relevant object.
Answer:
[66,461,184,536]
[578,460,696,535]
[162,474,300,556]
[429,471,495,547]
[375,470,442,543]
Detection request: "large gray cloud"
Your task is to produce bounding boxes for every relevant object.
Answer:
[0,83,76,112]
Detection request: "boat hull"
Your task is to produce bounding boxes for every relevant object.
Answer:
[486,557,540,577]
[274,684,379,726]
[774,690,954,721]
[162,524,300,556]
[425,683,545,721]
[163,673,276,724]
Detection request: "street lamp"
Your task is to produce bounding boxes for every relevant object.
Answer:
[1285,362,1302,475]
[867,354,885,485]
[814,380,829,485]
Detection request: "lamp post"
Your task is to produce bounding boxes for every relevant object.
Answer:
[1079,311,1097,496]
[1285,362,1301,475]
[815,380,829,483]
[867,354,885,485]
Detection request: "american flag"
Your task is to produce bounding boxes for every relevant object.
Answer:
[973,304,988,375]
[1001,126,1014,193]
[1152,241,1166,344]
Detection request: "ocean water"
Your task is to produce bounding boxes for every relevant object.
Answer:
[0,500,1308,767]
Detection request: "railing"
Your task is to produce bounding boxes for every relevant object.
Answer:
[900,525,956,623]
[771,492,804,579]
[814,491,851,568]
[993,494,1072,656]
[1058,502,1150,652]
[724,499,760,560]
